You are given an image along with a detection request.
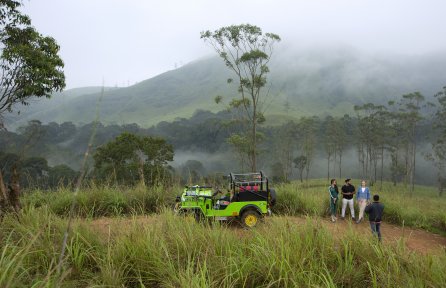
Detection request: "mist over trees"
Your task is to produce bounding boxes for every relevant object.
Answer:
[1,85,445,192]
[201,24,281,171]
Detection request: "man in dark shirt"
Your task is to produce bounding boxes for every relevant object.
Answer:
[365,194,385,242]
[341,178,355,221]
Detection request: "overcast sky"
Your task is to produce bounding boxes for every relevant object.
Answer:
[22,0,446,89]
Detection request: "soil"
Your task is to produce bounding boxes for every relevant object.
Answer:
[286,216,446,254]
[87,215,446,255]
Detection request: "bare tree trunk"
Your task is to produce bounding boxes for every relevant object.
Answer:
[252,108,257,172]
[138,159,145,187]
[0,169,8,204]
[339,151,342,179]
[9,166,21,213]
[333,150,337,177]
[0,170,9,216]
[411,140,416,196]
[327,154,330,181]
[380,146,384,190]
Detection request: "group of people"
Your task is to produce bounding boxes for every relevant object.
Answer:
[329,178,385,241]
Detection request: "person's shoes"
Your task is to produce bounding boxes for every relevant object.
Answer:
[355,218,362,224]
[351,217,356,222]
[331,216,336,222]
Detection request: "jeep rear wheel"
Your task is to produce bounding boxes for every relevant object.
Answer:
[241,210,261,228]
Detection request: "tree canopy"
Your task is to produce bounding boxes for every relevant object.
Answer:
[201,24,280,171]
[0,0,65,126]
[93,132,174,185]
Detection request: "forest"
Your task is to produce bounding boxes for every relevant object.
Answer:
[1,87,446,193]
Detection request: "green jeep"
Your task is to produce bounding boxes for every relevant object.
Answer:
[175,171,276,228]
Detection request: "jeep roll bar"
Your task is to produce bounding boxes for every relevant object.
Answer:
[229,171,269,192]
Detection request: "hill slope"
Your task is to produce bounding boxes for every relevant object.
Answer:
[8,47,446,128]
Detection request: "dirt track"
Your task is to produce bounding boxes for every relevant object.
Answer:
[285,216,446,254]
[88,215,446,255]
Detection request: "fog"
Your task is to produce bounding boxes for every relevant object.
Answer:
[173,145,437,186]
[22,0,446,89]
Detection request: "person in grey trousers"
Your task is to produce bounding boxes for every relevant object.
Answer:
[365,194,385,241]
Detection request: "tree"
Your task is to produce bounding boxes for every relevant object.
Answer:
[322,116,336,180]
[426,86,446,196]
[396,92,425,194]
[180,160,206,184]
[48,164,78,188]
[297,117,318,181]
[1,0,65,124]
[272,121,298,182]
[293,155,307,183]
[201,24,280,171]
[354,103,387,184]
[0,0,65,212]
[93,132,174,186]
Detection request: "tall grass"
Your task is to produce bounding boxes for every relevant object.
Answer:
[274,179,446,235]
[22,183,177,218]
[20,179,446,234]
[0,208,445,287]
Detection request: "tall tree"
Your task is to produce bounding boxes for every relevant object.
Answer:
[93,132,174,186]
[426,86,446,196]
[354,103,386,184]
[397,92,425,194]
[293,155,307,183]
[1,0,65,124]
[272,121,298,182]
[322,116,336,180]
[0,0,65,210]
[201,24,280,171]
[297,117,318,181]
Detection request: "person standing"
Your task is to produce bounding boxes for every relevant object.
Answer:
[341,178,355,221]
[365,194,385,241]
[356,180,370,223]
[329,179,339,222]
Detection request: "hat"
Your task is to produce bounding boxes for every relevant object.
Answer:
[345,178,351,183]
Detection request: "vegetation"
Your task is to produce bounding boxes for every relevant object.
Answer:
[201,24,281,171]
[16,180,446,235]
[426,86,446,196]
[0,195,445,287]
[93,132,174,186]
[0,0,65,124]
[0,106,439,186]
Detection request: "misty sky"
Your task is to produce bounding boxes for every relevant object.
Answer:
[22,0,446,89]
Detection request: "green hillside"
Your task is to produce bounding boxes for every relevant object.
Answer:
[8,47,446,128]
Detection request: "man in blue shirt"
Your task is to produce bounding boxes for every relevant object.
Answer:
[365,194,385,241]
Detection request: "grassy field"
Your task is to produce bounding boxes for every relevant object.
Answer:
[0,180,445,287]
[1,208,445,287]
[21,180,446,235]
[274,180,446,235]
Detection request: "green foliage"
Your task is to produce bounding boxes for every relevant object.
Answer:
[22,184,177,217]
[18,180,446,234]
[93,132,174,186]
[0,0,65,119]
[0,206,445,287]
[426,86,446,195]
[293,155,307,183]
[201,24,281,171]
[273,180,446,235]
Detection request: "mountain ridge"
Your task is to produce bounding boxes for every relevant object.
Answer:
[7,47,446,129]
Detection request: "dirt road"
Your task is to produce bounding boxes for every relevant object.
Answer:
[89,215,446,254]
[285,216,446,254]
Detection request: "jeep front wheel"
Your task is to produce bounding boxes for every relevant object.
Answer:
[241,210,261,228]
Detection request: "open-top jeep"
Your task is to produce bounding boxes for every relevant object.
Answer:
[175,171,276,228]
